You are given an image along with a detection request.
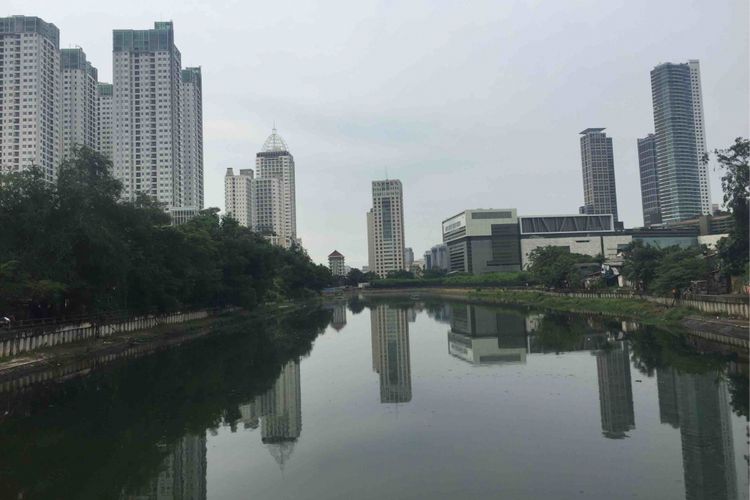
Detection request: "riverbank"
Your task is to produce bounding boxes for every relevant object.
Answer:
[0,302,314,393]
[361,287,749,347]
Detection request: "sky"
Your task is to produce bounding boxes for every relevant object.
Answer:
[10,0,749,267]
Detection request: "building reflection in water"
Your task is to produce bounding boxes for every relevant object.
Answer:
[330,302,347,331]
[237,360,302,468]
[120,433,207,500]
[370,304,412,403]
[595,342,635,439]
[447,304,528,365]
[657,367,738,500]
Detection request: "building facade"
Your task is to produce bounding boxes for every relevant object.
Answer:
[579,128,618,221]
[650,62,705,223]
[328,250,346,277]
[256,127,295,248]
[367,179,406,278]
[0,16,62,182]
[180,67,203,214]
[224,168,254,228]
[637,133,661,227]
[113,21,203,223]
[96,83,113,159]
[688,60,711,215]
[61,48,98,158]
[252,177,284,246]
[442,209,522,274]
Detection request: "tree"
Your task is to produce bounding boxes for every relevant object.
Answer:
[712,138,749,278]
[385,269,415,280]
[621,241,664,291]
[649,246,712,296]
[527,246,599,289]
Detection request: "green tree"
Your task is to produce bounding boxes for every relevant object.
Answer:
[621,241,664,291]
[527,246,599,289]
[712,138,749,278]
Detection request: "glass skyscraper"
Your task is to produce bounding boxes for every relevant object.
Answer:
[637,133,661,227]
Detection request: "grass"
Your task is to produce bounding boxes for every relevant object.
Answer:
[465,289,696,326]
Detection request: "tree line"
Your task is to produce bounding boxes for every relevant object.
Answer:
[0,148,332,319]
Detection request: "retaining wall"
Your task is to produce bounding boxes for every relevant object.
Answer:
[0,309,221,359]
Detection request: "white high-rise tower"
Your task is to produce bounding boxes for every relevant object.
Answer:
[688,60,711,215]
[256,127,296,248]
[61,48,98,158]
[0,16,62,182]
[367,179,406,278]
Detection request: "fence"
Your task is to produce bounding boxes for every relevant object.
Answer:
[0,308,229,359]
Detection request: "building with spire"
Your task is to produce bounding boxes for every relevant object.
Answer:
[255,127,296,248]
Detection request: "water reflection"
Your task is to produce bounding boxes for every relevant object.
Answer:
[447,304,528,365]
[370,304,412,403]
[595,343,635,439]
[658,367,738,500]
[121,434,207,500]
[236,360,303,468]
[330,302,347,331]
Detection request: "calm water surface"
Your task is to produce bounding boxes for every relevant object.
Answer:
[0,298,747,500]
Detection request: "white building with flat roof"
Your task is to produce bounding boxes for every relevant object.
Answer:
[367,179,405,278]
[0,16,62,182]
[97,83,113,159]
[61,48,98,158]
[225,168,254,228]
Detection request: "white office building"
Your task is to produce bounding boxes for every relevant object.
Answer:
[97,83,113,159]
[367,179,406,278]
[256,127,296,248]
[61,48,98,158]
[0,16,62,182]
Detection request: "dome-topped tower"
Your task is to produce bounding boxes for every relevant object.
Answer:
[262,126,289,152]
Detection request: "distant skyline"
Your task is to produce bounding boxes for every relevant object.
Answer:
[9,0,748,267]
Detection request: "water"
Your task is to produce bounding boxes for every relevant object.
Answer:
[0,298,747,500]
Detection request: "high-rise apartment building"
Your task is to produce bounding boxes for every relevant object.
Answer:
[637,133,661,227]
[688,60,711,215]
[256,127,295,247]
[253,177,285,246]
[96,83,113,159]
[579,128,618,221]
[180,67,203,213]
[367,179,405,278]
[113,21,202,223]
[61,48,98,158]
[0,16,62,182]
[650,62,707,223]
[224,168,254,228]
[328,250,346,277]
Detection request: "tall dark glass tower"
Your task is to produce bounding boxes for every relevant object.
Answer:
[637,133,661,227]
[650,63,703,223]
[579,128,618,222]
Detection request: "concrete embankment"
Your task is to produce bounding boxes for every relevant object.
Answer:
[361,287,749,348]
[0,303,306,393]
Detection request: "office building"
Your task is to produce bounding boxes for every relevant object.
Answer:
[97,83,113,159]
[424,243,448,271]
[595,342,635,439]
[442,209,522,274]
[328,250,346,277]
[579,128,618,221]
[367,179,406,277]
[370,304,411,403]
[404,247,414,269]
[637,133,661,227]
[256,127,295,248]
[180,67,203,215]
[650,61,708,223]
[224,168,254,227]
[113,21,202,223]
[0,16,62,182]
[61,48,98,158]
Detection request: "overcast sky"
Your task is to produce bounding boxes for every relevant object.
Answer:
[11,0,749,267]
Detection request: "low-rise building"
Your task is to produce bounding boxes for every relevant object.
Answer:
[328,250,346,277]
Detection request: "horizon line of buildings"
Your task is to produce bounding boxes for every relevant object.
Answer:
[0,15,204,224]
